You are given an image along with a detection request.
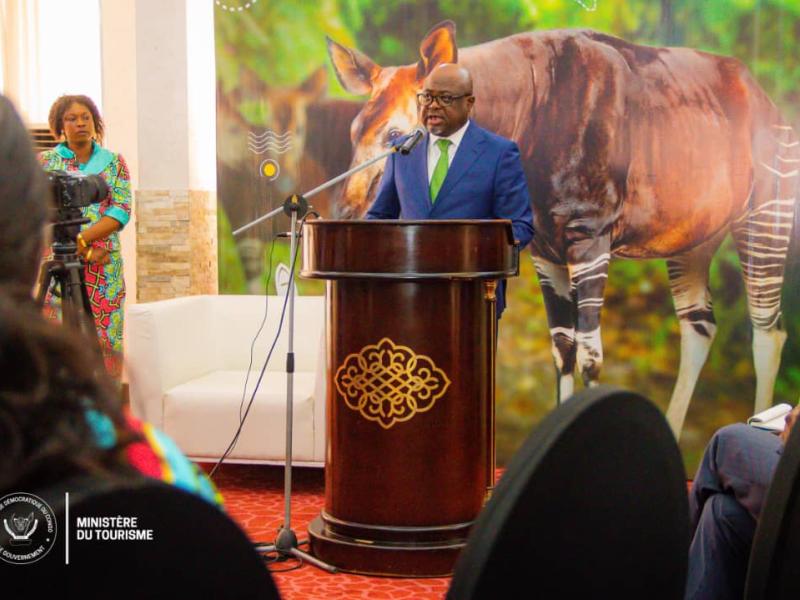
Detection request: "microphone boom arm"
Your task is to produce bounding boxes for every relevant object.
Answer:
[233,145,402,237]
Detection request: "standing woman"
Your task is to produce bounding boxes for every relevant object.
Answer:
[39,95,130,378]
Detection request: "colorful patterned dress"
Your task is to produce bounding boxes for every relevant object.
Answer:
[86,407,224,507]
[38,142,130,377]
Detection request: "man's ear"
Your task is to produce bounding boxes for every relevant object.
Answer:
[416,21,458,81]
[466,95,476,115]
[327,37,381,96]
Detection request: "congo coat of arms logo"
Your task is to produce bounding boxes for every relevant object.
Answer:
[0,493,57,564]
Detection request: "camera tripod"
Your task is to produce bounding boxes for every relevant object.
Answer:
[36,239,97,339]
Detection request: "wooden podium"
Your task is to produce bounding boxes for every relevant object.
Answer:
[301,219,519,577]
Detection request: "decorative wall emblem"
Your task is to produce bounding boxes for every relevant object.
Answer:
[334,338,451,429]
[248,129,292,155]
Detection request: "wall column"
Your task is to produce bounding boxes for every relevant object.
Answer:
[100,0,218,303]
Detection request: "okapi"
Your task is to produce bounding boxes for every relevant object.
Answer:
[327,21,799,436]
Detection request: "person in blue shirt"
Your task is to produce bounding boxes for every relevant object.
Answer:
[686,404,800,600]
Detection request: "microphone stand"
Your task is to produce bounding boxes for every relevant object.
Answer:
[231,143,408,237]
[232,133,421,572]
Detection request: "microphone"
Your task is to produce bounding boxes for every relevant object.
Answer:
[397,126,426,155]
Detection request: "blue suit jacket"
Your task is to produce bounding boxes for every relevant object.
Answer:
[366,121,534,316]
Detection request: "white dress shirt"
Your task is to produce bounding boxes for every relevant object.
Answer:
[427,120,471,183]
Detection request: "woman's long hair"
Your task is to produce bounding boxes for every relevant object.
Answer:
[0,289,136,493]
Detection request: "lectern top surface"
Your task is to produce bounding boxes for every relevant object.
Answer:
[301,219,519,280]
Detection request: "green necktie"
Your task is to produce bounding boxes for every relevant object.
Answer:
[429,138,452,203]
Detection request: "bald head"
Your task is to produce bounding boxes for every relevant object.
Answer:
[419,63,475,137]
[424,63,473,95]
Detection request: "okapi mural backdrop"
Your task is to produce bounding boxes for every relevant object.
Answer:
[326,21,799,436]
[214,2,800,463]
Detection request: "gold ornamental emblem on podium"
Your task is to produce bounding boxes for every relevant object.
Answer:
[334,337,451,429]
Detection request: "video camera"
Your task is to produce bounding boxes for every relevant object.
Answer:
[45,170,108,247]
[37,170,108,333]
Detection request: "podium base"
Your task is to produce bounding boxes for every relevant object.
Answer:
[307,513,469,577]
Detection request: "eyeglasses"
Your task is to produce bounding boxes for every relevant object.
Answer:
[416,92,471,107]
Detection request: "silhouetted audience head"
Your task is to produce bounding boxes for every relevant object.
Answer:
[0,95,48,292]
[0,293,134,493]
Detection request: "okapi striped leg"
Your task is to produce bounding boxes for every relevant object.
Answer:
[664,243,720,438]
[731,123,797,413]
[568,251,610,389]
[532,257,576,403]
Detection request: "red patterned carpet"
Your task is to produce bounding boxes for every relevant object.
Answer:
[209,464,451,599]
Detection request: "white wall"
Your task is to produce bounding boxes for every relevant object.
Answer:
[112,0,216,193]
[134,0,190,191]
[99,0,137,299]
[186,0,217,191]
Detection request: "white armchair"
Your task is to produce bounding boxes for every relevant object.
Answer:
[125,295,326,465]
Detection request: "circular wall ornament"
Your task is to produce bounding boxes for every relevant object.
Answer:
[259,159,280,181]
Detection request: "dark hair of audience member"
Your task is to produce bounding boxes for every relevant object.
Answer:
[0,96,47,291]
[47,94,105,142]
[0,294,137,493]
[0,95,135,493]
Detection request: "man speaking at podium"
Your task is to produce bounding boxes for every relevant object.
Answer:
[366,63,534,317]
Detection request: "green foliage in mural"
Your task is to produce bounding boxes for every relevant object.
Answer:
[217,206,247,294]
[216,206,325,296]
[215,0,358,114]
[677,0,799,122]
[338,0,540,62]
[257,238,326,297]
